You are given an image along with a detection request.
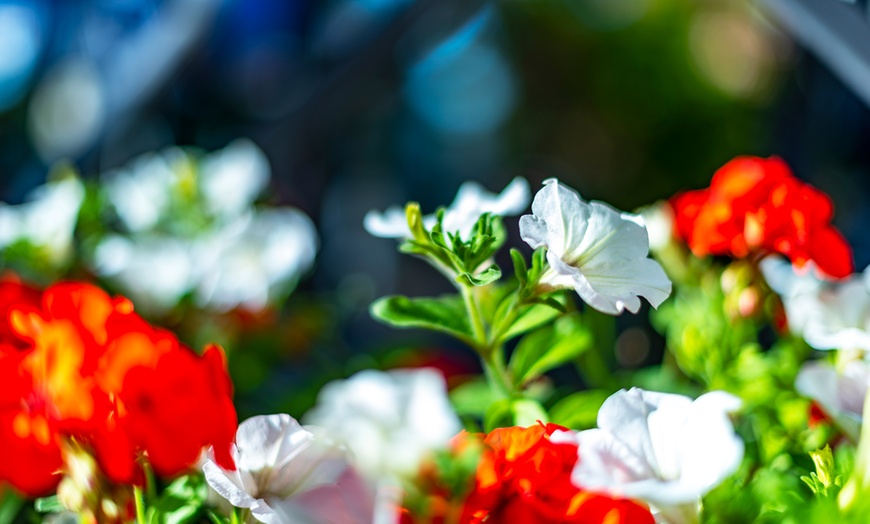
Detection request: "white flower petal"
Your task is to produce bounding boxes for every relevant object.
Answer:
[520,179,671,315]
[0,177,85,264]
[195,208,318,312]
[204,414,377,524]
[266,468,375,524]
[200,138,270,218]
[91,234,195,313]
[363,206,410,238]
[365,177,529,241]
[303,368,461,480]
[796,360,869,440]
[765,259,870,352]
[570,388,743,521]
[202,460,259,509]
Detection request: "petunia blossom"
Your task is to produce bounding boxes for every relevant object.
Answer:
[796,359,870,441]
[303,368,462,480]
[557,388,743,524]
[194,208,318,312]
[761,257,870,352]
[364,177,530,241]
[203,414,375,524]
[0,176,84,265]
[519,179,671,315]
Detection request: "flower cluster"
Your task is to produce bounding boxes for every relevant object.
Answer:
[91,139,318,314]
[672,156,853,279]
[0,276,237,499]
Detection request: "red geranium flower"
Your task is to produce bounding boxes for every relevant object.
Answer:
[0,278,237,497]
[460,423,654,524]
[671,156,853,279]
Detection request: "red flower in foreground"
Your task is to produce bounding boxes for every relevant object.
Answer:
[671,156,853,279]
[460,423,653,524]
[0,279,237,497]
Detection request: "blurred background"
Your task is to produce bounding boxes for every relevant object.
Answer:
[1,0,868,419]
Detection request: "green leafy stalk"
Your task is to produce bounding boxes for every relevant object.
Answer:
[134,485,147,524]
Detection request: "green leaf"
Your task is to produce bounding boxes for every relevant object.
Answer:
[485,398,549,430]
[370,295,473,343]
[0,491,23,524]
[499,296,567,342]
[34,496,64,514]
[510,248,528,285]
[511,398,549,426]
[548,389,611,430]
[530,296,567,313]
[457,265,502,287]
[484,399,513,432]
[405,202,427,240]
[450,378,498,416]
[509,313,592,385]
[148,475,208,524]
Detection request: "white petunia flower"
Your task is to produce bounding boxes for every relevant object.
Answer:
[91,234,196,314]
[761,257,870,352]
[194,208,318,312]
[203,414,376,524]
[556,388,743,524]
[640,201,676,252]
[0,176,84,265]
[103,151,179,233]
[303,368,462,480]
[519,179,671,315]
[364,177,530,241]
[796,359,870,441]
[199,138,270,219]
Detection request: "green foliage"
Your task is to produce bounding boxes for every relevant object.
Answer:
[399,205,506,281]
[146,475,210,524]
[450,378,498,418]
[484,397,549,431]
[801,446,842,499]
[33,497,63,514]
[509,313,592,386]
[548,389,612,430]
[0,492,24,524]
[370,295,474,345]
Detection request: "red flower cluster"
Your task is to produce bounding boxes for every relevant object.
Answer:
[460,423,653,524]
[0,276,237,497]
[671,156,853,279]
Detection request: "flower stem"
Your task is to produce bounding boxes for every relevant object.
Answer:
[460,283,515,398]
[460,284,487,347]
[133,485,146,524]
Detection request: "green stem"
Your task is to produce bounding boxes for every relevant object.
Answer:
[133,485,147,524]
[460,284,516,398]
[481,346,513,399]
[460,284,487,347]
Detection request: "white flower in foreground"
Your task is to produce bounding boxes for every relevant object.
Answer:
[364,177,530,241]
[797,359,870,441]
[303,368,461,480]
[203,414,376,524]
[519,179,671,315]
[195,208,318,312]
[761,257,870,352]
[556,388,743,524]
[0,176,84,264]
